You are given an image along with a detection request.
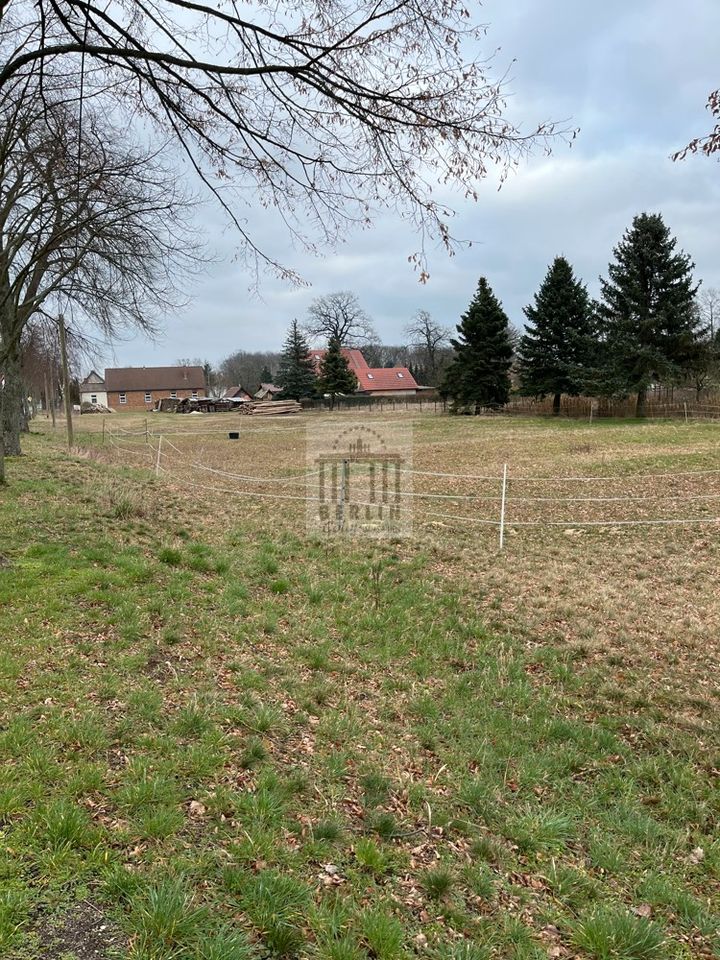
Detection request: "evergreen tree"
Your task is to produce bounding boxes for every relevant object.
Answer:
[599,213,699,417]
[259,364,273,383]
[441,277,513,413]
[276,320,317,400]
[518,256,595,415]
[318,335,358,409]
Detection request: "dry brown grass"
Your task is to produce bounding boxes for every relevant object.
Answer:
[47,410,720,722]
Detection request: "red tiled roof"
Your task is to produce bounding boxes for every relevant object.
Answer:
[310,347,368,372]
[355,367,417,391]
[105,365,205,391]
[356,366,418,392]
[310,348,418,392]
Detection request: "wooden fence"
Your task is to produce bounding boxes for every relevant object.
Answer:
[302,392,720,420]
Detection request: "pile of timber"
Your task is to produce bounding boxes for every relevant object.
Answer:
[239,399,302,416]
[173,397,236,413]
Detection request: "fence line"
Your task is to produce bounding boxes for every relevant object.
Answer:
[97,432,720,540]
[160,437,322,486]
[399,464,720,483]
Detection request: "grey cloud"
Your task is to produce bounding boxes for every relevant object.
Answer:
[110,1,720,366]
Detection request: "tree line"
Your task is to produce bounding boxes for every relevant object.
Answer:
[211,292,455,400]
[212,212,719,419]
[440,212,718,418]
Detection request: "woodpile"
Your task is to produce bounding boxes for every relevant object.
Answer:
[239,400,302,416]
[172,397,238,413]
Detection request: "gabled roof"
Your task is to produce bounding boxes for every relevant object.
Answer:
[254,383,283,398]
[357,367,418,391]
[105,365,205,391]
[81,370,106,387]
[310,347,419,392]
[310,347,368,373]
[224,385,252,399]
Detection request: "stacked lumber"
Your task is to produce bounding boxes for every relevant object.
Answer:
[239,400,302,416]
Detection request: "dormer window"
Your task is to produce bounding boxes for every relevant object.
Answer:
[367,373,374,380]
[397,372,404,378]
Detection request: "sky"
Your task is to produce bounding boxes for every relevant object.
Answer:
[108,0,720,368]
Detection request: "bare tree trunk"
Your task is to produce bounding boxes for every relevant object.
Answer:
[58,315,74,448]
[49,373,56,428]
[0,389,4,483]
[0,304,23,457]
[552,392,561,416]
[635,386,647,418]
[21,391,30,432]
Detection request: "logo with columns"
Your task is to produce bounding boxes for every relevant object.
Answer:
[307,423,412,537]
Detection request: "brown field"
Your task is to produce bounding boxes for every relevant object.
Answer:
[50,409,720,727]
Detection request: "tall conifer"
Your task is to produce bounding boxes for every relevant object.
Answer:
[600,213,699,416]
[442,277,513,413]
[518,256,595,415]
[318,336,358,409]
[277,320,317,400]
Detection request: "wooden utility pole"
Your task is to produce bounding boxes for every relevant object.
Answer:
[58,315,73,449]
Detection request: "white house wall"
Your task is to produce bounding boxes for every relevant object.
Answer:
[81,390,108,406]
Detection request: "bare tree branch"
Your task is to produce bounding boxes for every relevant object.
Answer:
[2,0,568,280]
[305,290,377,345]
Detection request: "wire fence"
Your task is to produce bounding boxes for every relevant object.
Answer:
[99,428,720,547]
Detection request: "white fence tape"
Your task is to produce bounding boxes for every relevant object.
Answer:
[99,433,720,536]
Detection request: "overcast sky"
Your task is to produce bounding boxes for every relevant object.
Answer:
[109,0,720,368]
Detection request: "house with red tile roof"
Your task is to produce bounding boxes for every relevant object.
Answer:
[310,348,421,397]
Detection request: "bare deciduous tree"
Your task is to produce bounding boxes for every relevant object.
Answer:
[217,350,281,394]
[0,70,196,479]
[1,1,563,280]
[404,310,449,384]
[698,287,720,339]
[305,291,376,346]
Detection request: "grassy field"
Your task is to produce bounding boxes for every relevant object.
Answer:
[0,413,718,960]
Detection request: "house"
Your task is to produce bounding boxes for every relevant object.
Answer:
[79,370,108,407]
[98,365,206,410]
[254,383,283,400]
[224,385,253,401]
[310,348,421,397]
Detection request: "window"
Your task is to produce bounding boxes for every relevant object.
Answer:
[90,394,97,404]
[367,373,374,380]
[144,392,152,403]
[191,390,198,399]
[170,391,177,399]
[119,392,127,404]
[397,372,404,378]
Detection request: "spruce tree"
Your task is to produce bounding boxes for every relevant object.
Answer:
[318,335,358,409]
[441,277,513,413]
[277,320,317,400]
[600,213,699,416]
[259,364,273,383]
[518,256,595,415]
